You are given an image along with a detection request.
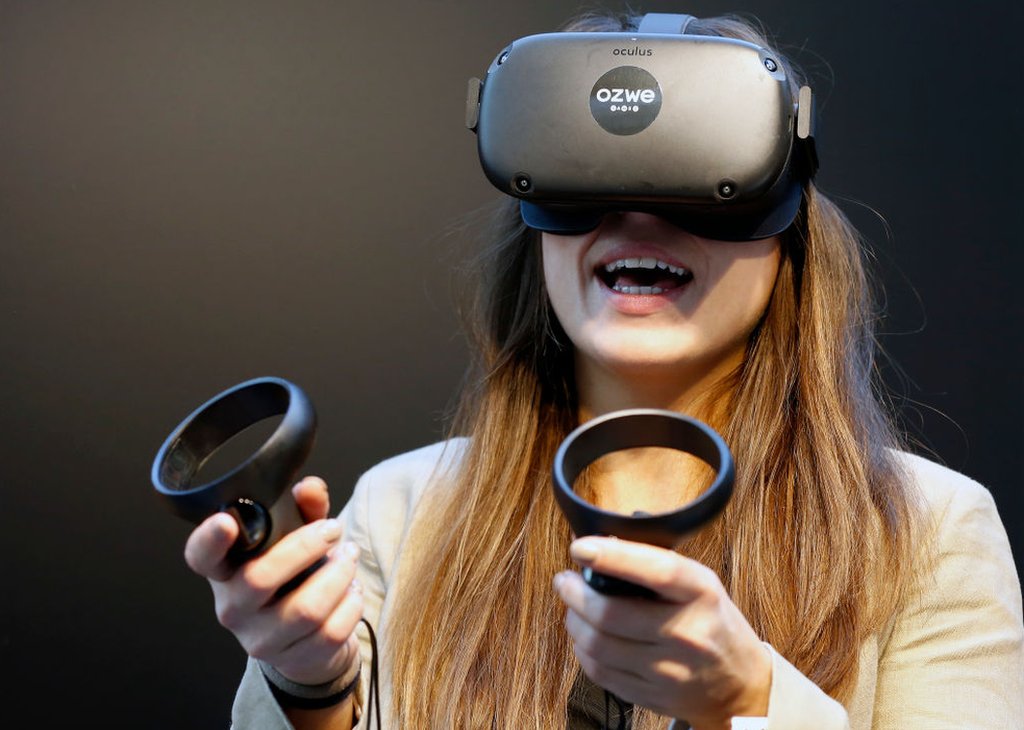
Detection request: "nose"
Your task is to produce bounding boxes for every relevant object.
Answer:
[599,210,686,234]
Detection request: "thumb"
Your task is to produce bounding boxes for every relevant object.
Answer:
[292,476,331,523]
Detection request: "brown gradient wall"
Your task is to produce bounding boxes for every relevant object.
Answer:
[2,1,1020,724]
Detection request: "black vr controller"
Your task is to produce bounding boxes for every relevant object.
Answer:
[151,381,734,604]
[151,377,319,589]
[153,378,383,726]
[552,409,734,599]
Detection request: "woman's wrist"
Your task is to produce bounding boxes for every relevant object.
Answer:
[259,657,362,709]
[735,641,773,717]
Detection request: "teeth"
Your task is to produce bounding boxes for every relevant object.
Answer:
[612,284,665,295]
[603,258,689,276]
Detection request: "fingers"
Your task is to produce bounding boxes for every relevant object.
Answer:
[554,569,679,643]
[293,476,331,523]
[563,600,662,669]
[184,475,332,585]
[554,542,774,724]
[275,541,361,643]
[568,536,722,604]
[271,565,366,684]
[227,517,346,614]
[184,511,239,582]
[562,599,682,716]
[181,475,366,690]
[227,540,364,684]
[569,636,662,711]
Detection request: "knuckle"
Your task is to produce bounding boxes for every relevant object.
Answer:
[571,633,611,683]
[238,562,278,597]
[574,627,600,657]
[584,637,618,667]
[572,642,594,670]
[647,556,683,592]
[649,555,723,598]
[297,523,331,555]
[215,601,243,632]
[587,597,615,627]
[652,657,687,684]
[693,564,723,596]
[183,534,213,575]
[290,596,329,632]
[322,618,355,646]
[667,615,713,656]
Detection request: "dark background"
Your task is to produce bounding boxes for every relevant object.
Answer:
[2,0,1020,725]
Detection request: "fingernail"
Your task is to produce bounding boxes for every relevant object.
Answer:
[570,539,601,563]
[298,476,328,494]
[552,571,567,591]
[320,518,343,542]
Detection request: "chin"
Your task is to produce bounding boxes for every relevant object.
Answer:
[583,328,745,387]
[589,337,702,374]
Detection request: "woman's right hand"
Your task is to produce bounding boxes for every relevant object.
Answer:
[183,476,364,687]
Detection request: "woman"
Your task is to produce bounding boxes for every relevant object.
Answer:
[184,9,1024,730]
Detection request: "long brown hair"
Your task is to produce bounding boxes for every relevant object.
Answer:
[386,11,920,727]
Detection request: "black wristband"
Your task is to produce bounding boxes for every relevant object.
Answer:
[263,665,361,711]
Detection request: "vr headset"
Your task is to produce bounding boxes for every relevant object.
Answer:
[466,13,818,241]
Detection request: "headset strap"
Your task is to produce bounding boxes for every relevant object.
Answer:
[636,13,696,34]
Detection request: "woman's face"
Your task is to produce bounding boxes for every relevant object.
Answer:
[541,212,781,397]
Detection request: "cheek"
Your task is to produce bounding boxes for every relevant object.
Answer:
[707,242,781,333]
[737,258,779,313]
[541,235,577,280]
[541,234,585,320]
[540,239,558,294]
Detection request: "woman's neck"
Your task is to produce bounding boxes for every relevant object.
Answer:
[586,446,717,515]
[575,352,741,422]
[574,354,740,515]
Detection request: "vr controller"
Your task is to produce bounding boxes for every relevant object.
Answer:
[553,410,734,598]
[151,377,321,593]
[150,381,734,604]
[467,13,818,240]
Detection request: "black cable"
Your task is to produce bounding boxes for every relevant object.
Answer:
[360,618,382,730]
[602,689,630,729]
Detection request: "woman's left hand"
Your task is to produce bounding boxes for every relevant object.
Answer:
[553,536,772,730]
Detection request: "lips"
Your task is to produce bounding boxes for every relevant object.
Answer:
[596,255,694,295]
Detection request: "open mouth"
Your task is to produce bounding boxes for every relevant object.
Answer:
[596,256,693,295]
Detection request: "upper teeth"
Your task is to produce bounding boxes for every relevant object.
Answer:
[603,257,689,276]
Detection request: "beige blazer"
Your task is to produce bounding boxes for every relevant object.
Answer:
[231,440,1024,729]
